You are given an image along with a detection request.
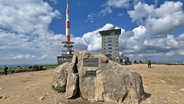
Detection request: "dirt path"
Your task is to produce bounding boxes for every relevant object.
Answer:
[0,64,184,104]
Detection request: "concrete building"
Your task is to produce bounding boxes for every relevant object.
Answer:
[99,29,121,61]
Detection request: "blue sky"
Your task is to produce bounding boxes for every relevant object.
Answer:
[0,0,184,65]
[50,0,141,36]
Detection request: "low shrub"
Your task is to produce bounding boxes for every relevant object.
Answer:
[52,85,66,93]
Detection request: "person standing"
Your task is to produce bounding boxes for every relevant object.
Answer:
[148,60,151,68]
[4,65,8,75]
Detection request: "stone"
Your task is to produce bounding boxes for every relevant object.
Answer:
[39,96,45,100]
[70,54,78,73]
[65,73,79,99]
[53,51,148,103]
[52,62,70,88]
[65,55,79,99]
[76,51,146,103]
[2,96,7,99]
[95,54,109,63]
[95,61,130,102]
[123,72,146,104]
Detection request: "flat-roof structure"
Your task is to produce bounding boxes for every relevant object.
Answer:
[99,29,121,61]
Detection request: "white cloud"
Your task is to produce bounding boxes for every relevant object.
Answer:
[176,33,184,41]
[143,35,178,51]
[73,37,87,51]
[86,13,95,23]
[0,0,62,64]
[10,54,36,60]
[119,25,147,53]
[128,1,184,35]
[116,1,184,63]
[0,0,59,34]
[100,0,142,15]
[128,2,154,22]
[132,25,147,39]
[82,31,101,52]
[100,7,112,16]
[176,33,184,55]
[119,25,180,55]
[105,0,130,8]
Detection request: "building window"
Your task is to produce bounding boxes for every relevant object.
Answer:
[108,40,112,43]
[108,47,112,49]
[108,37,112,40]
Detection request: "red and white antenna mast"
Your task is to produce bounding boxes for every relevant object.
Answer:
[66,0,70,42]
[57,0,74,64]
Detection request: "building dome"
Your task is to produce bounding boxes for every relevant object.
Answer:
[102,23,115,31]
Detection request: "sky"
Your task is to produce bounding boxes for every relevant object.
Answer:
[0,0,184,65]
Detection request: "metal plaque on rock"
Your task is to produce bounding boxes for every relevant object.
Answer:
[86,71,96,77]
[83,58,99,67]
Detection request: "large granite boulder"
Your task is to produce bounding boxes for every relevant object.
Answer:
[53,51,148,103]
[52,62,70,89]
[65,55,79,98]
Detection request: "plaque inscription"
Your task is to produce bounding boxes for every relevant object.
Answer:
[83,58,99,67]
[86,71,96,77]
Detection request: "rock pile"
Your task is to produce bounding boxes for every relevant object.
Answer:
[53,51,149,103]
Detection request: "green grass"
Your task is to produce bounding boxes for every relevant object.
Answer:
[9,67,17,71]
[43,64,59,69]
[52,85,66,93]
